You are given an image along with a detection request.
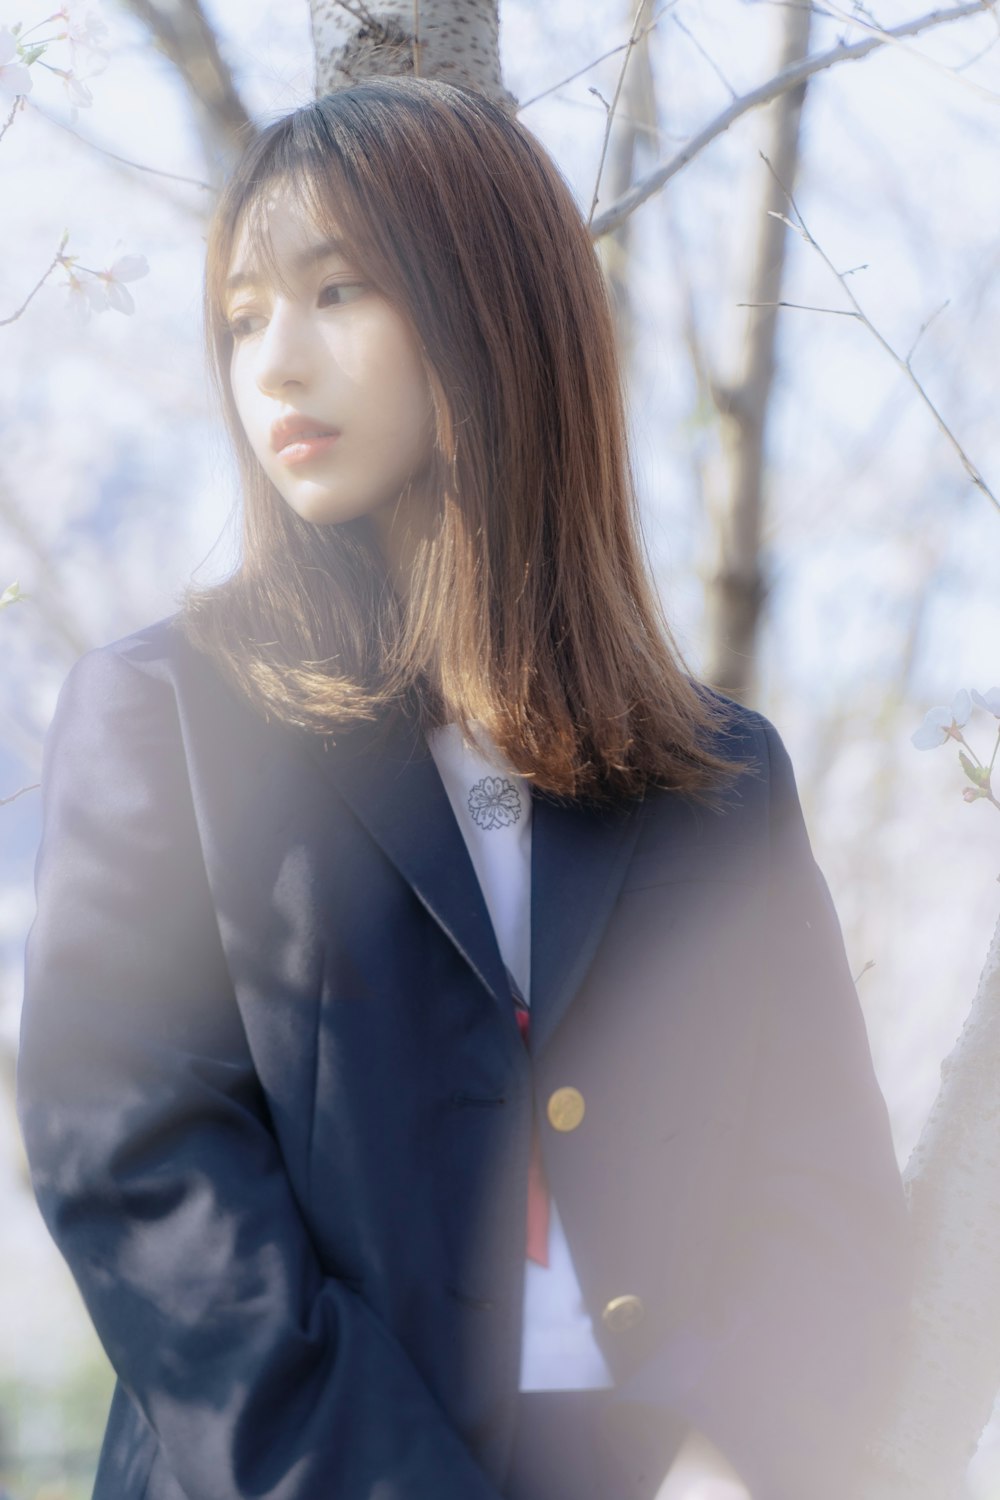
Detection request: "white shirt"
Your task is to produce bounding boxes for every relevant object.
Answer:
[425,718,614,1391]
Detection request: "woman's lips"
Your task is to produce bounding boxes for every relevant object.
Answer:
[276,433,341,466]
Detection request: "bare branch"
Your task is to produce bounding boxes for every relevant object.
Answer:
[700,0,814,704]
[819,0,1000,104]
[737,299,860,317]
[0,93,24,145]
[671,12,739,100]
[118,0,255,173]
[589,0,999,240]
[0,235,68,327]
[25,98,214,195]
[907,298,952,364]
[24,100,214,218]
[758,150,999,514]
[518,2,675,112]
[588,0,661,228]
[0,782,40,808]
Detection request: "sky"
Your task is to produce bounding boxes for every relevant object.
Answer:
[2,0,1000,1490]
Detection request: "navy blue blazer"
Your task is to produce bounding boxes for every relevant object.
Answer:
[17,615,913,1500]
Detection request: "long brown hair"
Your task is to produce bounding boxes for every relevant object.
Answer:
[182,76,754,806]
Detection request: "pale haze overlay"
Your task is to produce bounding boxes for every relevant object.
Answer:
[1,0,999,1494]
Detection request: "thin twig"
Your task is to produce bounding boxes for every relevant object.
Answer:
[0,782,40,808]
[24,98,215,192]
[671,12,739,100]
[587,0,656,229]
[0,238,67,327]
[589,0,999,240]
[737,299,861,317]
[519,3,675,113]
[758,150,998,515]
[0,93,23,145]
[907,299,951,364]
[818,0,1000,104]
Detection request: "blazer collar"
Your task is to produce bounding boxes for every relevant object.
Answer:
[297,701,649,1059]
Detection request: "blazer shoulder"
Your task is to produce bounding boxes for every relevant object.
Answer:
[99,610,203,684]
[685,676,775,780]
[46,615,242,792]
[57,612,232,722]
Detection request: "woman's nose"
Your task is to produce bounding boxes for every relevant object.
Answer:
[254,303,314,394]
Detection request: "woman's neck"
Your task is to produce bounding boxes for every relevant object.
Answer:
[370,484,437,609]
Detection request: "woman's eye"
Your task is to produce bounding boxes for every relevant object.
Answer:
[225,282,364,341]
[226,313,260,341]
[318,281,365,308]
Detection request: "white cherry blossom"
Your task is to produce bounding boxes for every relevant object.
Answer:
[55,5,110,80]
[98,252,149,313]
[911,689,972,750]
[63,268,108,324]
[62,250,148,322]
[971,687,1000,719]
[0,26,33,103]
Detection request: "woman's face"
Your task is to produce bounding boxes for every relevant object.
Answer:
[224,187,436,533]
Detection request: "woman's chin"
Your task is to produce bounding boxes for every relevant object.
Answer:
[280,494,359,528]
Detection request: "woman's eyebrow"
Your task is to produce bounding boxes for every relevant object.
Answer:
[225,237,350,292]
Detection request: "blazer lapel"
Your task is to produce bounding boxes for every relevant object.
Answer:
[296,704,650,1057]
[296,704,515,1030]
[528,787,648,1056]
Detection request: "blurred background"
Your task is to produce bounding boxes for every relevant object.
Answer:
[2,0,999,1494]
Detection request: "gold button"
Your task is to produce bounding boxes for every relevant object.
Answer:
[547,1086,585,1132]
[601,1294,645,1332]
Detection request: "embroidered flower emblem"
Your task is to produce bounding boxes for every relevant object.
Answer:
[468,776,522,831]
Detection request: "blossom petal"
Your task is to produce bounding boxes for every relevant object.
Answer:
[104,279,135,314]
[0,62,33,101]
[108,253,148,283]
[64,72,93,107]
[65,282,93,325]
[83,279,110,313]
[68,11,111,46]
[971,687,1000,719]
[951,688,972,726]
[0,28,17,66]
[911,719,949,749]
[69,42,110,80]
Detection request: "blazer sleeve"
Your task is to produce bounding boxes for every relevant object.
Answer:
[611,712,915,1500]
[16,645,502,1500]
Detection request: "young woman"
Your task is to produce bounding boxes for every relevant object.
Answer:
[17,77,913,1500]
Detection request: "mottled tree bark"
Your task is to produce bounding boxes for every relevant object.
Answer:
[311,0,515,112]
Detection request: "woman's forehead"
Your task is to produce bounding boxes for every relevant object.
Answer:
[227,191,348,282]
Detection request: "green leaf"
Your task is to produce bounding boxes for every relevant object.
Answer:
[959,750,991,788]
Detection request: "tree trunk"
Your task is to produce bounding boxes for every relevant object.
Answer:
[700,2,813,704]
[311,0,514,111]
[857,901,1000,1499]
[118,0,254,179]
[594,0,659,381]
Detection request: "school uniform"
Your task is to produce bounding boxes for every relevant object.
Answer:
[16,615,914,1500]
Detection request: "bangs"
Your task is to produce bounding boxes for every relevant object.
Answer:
[207,126,381,340]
